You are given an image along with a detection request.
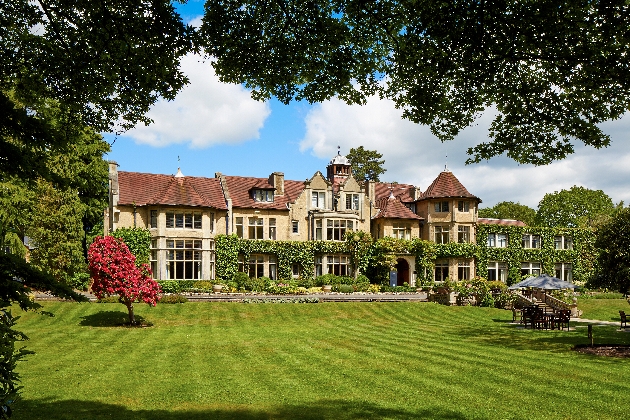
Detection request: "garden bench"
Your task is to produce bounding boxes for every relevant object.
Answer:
[620,311,628,329]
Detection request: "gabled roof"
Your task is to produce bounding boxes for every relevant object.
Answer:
[478,218,526,227]
[118,171,227,209]
[373,196,424,220]
[374,182,417,203]
[224,176,305,210]
[420,171,481,202]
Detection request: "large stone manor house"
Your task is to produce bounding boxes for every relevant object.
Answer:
[106,151,577,286]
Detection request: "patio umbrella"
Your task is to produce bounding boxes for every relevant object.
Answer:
[508,274,577,290]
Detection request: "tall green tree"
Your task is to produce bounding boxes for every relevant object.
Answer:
[478,202,537,226]
[536,186,615,228]
[347,146,386,181]
[201,0,630,164]
[592,208,630,294]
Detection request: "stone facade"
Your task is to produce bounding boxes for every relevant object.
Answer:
[107,153,485,285]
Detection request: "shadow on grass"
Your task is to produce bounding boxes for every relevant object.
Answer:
[79,310,151,327]
[455,320,630,357]
[14,398,469,420]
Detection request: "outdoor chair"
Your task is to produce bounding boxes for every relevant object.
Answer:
[620,311,628,329]
[556,310,571,331]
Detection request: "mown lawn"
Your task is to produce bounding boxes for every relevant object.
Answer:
[11,301,630,420]
[578,298,630,322]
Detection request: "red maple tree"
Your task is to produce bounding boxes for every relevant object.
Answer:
[88,236,161,325]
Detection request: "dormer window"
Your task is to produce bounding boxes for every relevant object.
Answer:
[253,189,274,202]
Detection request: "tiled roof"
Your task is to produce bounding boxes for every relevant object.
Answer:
[225,176,305,210]
[373,196,424,220]
[118,171,227,209]
[478,218,526,227]
[374,182,417,203]
[420,171,480,202]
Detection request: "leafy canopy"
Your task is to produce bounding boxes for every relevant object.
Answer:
[88,236,161,325]
[593,207,630,294]
[536,186,615,228]
[201,0,630,164]
[347,146,386,181]
[478,202,537,226]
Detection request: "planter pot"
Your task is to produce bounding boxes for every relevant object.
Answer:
[322,285,332,293]
[212,284,223,293]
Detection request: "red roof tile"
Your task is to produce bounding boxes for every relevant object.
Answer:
[374,182,418,203]
[118,172,227,209]
[225,176,305,210]
[373,196,423,220]
[478,218,526,227]
[420,171,480,202]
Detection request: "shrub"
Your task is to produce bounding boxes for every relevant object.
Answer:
[296,277,315,289]
[338,284,354,294]
[96,295,120,303]
[487,280,508,291]
[190,281,213,292]
[157,280,194,294]
[315,274,343,287]
[159,294,188,304]
[233,272,251,290]
[68,272,91,291]
[266,281,299,295]
[367,284,381,293]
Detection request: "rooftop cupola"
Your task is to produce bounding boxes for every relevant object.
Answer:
[326,146,352,184]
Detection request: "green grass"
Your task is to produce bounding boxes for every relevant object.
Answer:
[578,298,630,321]
[10,301,630,420]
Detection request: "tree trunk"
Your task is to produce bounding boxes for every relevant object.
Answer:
[124,299,136,325]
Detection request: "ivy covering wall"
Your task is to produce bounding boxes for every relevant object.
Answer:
[214,225,597,285]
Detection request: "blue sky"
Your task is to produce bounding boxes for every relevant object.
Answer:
[104,0,630,209]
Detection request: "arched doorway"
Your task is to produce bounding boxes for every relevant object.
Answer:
[396,258,410,286]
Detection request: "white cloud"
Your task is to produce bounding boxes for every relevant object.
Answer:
[300,96,630,209]
[125,54,271,148]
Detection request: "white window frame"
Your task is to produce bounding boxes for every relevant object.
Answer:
[312,191,326,209]
[458,259,471,281]
[434,259,449,282]
[555,262,573,282]
[253,189,274,202]
[292,220,299,234]
[238,254,277,280]
[346,193,360,211]
[269,218,276,240]
[235,217,244,238]
[487,261,508,283]
[434,201,449,212]
[554,235,573,250]
[326,219,354,241]
[521,262,541,277]
[522,234,541,249]
[248,217,264,240]
[457,225,470,243]
[434,225,450,244]
[457,201,470,212]
[326,255,352,276]
[165,211,202,229]
[165,239,202,280]
[487,233,507,248]
[393,223,411,240]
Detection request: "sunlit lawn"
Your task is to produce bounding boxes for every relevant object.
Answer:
[11,301,630,420]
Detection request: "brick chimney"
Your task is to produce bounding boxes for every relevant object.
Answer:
[269,172,284,196]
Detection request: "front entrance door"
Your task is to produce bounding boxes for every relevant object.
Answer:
[396,258,410,286]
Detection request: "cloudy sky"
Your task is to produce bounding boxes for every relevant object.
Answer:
[104,1,630,209]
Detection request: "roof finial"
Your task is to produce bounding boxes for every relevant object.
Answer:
[337,145,341,155]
